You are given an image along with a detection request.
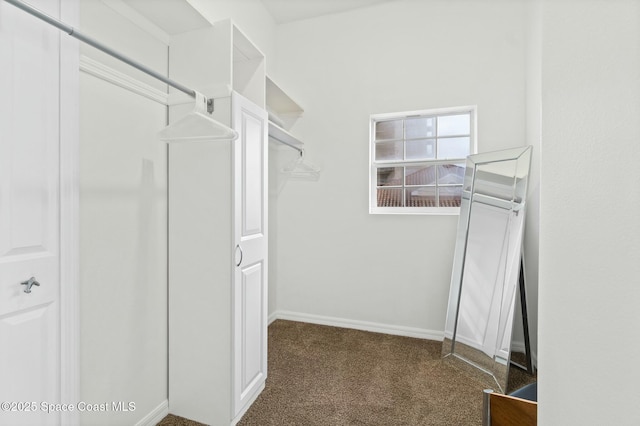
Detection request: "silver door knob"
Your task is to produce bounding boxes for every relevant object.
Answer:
[21,277,40,293]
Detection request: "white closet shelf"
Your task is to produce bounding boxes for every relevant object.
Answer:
[268,121,303,151]
[266,76,303,117]
[266,76,304,153]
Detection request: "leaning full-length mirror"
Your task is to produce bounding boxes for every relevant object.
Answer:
[442,146,532,393]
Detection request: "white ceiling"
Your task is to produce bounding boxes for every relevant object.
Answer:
[120,0,396,35]
[260,0,396,24]
[121,0,211,34]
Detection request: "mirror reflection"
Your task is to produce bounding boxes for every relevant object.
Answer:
[442,146,532,393]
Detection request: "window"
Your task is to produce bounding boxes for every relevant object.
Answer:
[369,106,476,214]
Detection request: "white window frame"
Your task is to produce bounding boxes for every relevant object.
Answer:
[369,106,477,215]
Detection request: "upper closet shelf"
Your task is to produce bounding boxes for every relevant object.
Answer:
[266,76,304,153]
[266,76,303,124]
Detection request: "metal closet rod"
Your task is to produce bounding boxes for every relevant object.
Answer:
[4,0,197,99]
[271,136,303,155]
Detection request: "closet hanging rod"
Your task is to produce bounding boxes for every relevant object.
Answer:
[268,122,303,155]
[270,136,303,156]
[4,0,197,101]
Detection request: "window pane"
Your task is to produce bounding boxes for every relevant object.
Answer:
[437,114,470,136]
[375,120,402,140]
[370,108,474,213]
[406,187,436,207]
[439,186,463,207]
[375,140,403,161]
[437,137,470,159]
[377,188,403,207]
[405,165,436,186]
[437,163,465,185]
[405,117,435,139]
[377,167,403,186]
[406,138,436,160]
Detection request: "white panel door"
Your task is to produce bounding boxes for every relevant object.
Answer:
[0,1,62,425]
[232,92,268,418]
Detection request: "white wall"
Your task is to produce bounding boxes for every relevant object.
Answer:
[523,0,542,365]
[273,0,528,334]
[79,1,168,424]
[538,0,640,424]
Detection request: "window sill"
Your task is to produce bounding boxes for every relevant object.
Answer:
[369,207,460,215]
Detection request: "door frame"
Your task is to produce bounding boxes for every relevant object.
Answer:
[59,0,80,424]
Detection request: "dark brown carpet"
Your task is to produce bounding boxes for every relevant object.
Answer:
[159,320,531,426]
[158,414,204,426]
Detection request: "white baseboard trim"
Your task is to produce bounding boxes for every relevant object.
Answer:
[270,310,444,341]
[134,399,169,426]
[511,340,528,354]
